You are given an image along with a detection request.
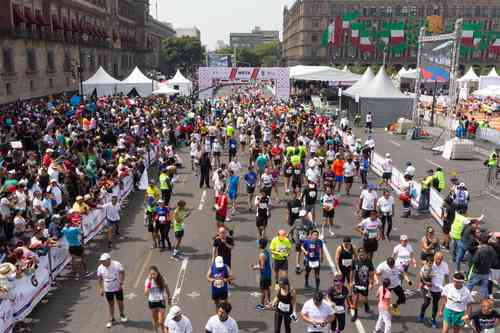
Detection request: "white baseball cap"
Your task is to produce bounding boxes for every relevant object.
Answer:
[100,253,111,261]
[214,256,224,268]
[168,305,182,317]
[400,235,408,241]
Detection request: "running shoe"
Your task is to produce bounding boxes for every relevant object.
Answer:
[120,315,128,323]
[417,315,424,322]
[390,304,400,316]
[255,304,266,311]
[295,266,301,274]
[431,319,438,328]
[106,319,116,328]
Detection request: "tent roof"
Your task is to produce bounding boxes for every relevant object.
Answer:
[290,66,360,82]
[397,67,407,76]
[343,67,374,97]
[289,65,332,78]
[359,66,412,99]
[169,70,191,84]
[342,65,351,73]
[473,85,500,98]
[487,67,499,78]
[121,67,154,84]
[458,67,479,82]
[399,69,418,79]
[83,66,120,84]
[152,84,179,95]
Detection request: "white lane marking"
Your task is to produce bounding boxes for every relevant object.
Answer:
[134,249,152,289]
[186,291,200,298]
[172,259,189,305]
[198,190,207,210]
[389,140,401,147]
[425,159,442,168]
[320,234,367,333]
[485,191,500,201]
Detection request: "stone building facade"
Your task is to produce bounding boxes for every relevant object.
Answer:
[282,0,500,68]
[0,0,174,104]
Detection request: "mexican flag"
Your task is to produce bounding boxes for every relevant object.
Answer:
[342,11,359,29]
[379,30,390,45]
[351,22,362,44]
[359,30,374,52]
[473,31,483,46]
[489,37,500,54]
[390,22,405,45]
[321,16,341,47]
[462,22,482,46]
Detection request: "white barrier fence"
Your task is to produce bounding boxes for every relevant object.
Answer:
[0,144,159,333]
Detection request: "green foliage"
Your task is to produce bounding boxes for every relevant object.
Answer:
[159,36,205,76]
[255,42,280,67]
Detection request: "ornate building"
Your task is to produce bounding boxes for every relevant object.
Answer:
[282,0,500,68]
[0,0,174,104]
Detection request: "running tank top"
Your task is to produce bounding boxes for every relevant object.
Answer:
[276,289,292,314]
[338,246,353,270]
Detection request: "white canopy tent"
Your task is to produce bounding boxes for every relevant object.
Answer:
[487,68,499,77]
[343,67,374,98]
[168,70,192,96]
[118,67,157,96]
[289,66,361,83]
[458,67,479,83]
[82,66,120,97]
[399,69,418,80]
[473,85,500,98]
[152,83,180,96]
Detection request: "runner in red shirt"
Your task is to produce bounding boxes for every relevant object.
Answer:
[214,185,229,229]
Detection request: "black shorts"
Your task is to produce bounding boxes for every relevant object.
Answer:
[175,230,184,239]
[353,285,369,297]
[259,277,271,290]
[382,172,392,180]
[148,300,166,309]
[105,290,124,302]
[148,221,160,233]
[256,216,268,229]
[361,209,372,219]
[363,238,378,253]
[421,252,434,262]
[366,122,372,129]
[246,185,256,194]
[212,292,228,302]
[442,221,452,234]
[295,240,304,251]
[273,159,282,167]
[215,214,226,223]
[69,245,84,257]
[262,186,272,196]
[323,208,335,218]
[274,259,288,272]
[345,176,354,184]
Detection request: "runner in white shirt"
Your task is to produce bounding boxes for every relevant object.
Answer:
[439,272,473,333]
[381,153,393,186]
[164,306,192,333]
[301,292,335,332]
[343,156,356,195]
[99,195,121,248]
[358,185,378,219]
[392,235,417,272]
[375,257,411,316]
[357,211,382,260]
[205,302,239,333]
[228,159,242,177]
[96,253,128,328]
[376,190,395,240]
[144,266,172,333]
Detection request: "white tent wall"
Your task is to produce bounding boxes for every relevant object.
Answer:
[82,66,120,97]
[117,67,157,96]
[168,70,193,96]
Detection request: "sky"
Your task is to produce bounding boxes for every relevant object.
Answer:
[150,0,296,50]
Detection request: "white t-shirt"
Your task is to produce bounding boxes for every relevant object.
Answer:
[144,278,165,302]
[431,262,449,292]
[442,283,473,312]
[404,165,416,177]
[103,202,120,222]
[306,168,320,184]
[366,114,372,122]
[377,196,394,214]
[393,244,413,268]
[97,260,124,292]
[164,314,193,333]
[190,142,198,157]
[358,218,381,239]
[205,315,239,333]
[360,190,377,211]
[344,162,355,177]
[228,161,242,176]
[382,158,393,173]
[309,140,319,153]
[301,299,335,332]
[376,261,402,289]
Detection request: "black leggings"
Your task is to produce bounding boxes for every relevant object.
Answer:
[420,290,441,319]
[199,170,210,188]
[158,223,172,249]
[274,311,291,333]
[331,312,346,331]
[389,285,406,305]
[380,214,393,237]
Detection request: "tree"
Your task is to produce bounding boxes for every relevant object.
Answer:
[255,42,280,67]
[159,36,205,77]
[235,48,261,67]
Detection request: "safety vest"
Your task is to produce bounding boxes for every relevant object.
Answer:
[488,152,497,167]
[421,175,433,190]
[159,173,171,190]
[435,170,445,191]
[450,213,467,240]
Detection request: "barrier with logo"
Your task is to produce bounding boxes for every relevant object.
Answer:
[0,143,161,332]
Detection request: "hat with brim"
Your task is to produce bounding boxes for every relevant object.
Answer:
[0,263,16,278]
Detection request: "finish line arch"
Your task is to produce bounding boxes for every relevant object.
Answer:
[198,67,290,101]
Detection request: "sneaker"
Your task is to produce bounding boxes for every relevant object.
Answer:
[364,303,371,313]
[255,304,266,311]
[351,312,358,322]
[106,319,115,328]
[431,319,438,329]
[417,315,424,322]
[391,304,400,316]
[295,266,301,274]
[120,315,128,323]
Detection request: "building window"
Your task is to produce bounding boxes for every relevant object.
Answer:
[402,7,408,16]
[464,7,473,17]
[395,6,401,16]
[311,48,318,57]
[370,7,377,16]
[362,8,369,16]
[312,19,319,28]
[26,49,37,72]
[311,34,319,43]
[2,48,14,74]
[386,7,393,17]
[63,50,71,72]
[29,80,34,91]
[410,6,417,16]
[47,50,55,71]
[49,78,53,88]
[379,7,386,17]
[5,83,11,95]
[474,6,481,17]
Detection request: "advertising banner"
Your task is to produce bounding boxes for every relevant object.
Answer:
[0,299,14,333]
[419,38,453,82]
[207,53,232,67]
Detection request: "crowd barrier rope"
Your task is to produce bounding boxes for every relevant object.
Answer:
[0,143,159,333]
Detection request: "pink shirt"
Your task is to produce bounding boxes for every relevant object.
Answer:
[377,286,391,310]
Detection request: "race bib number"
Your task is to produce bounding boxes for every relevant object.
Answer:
[341,259,352,267]
[230,144,236,149]
[335,305,345,313]
[309,191,316,198]
[355,285,367,291]
[214,279,224,288]
[308,260,320,268]
[259,203,268,209]
[367,230,378,239]
[159,216,166,221]
[291,207,300,214]
[298,231,307,240]
[278,302,291,312]
[294,170,301,175]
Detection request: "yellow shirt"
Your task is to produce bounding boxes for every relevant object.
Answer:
[72,202,90,214]
[146,186,161,201]
[269,237,292,261]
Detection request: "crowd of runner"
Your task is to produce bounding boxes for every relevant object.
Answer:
[1,84,498,333]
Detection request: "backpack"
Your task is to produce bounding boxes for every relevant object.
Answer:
[432,177,440,190]
[454,190,467,206]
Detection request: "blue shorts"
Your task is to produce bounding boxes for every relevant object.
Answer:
[335,176,344,182]
[228,191,237,200]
